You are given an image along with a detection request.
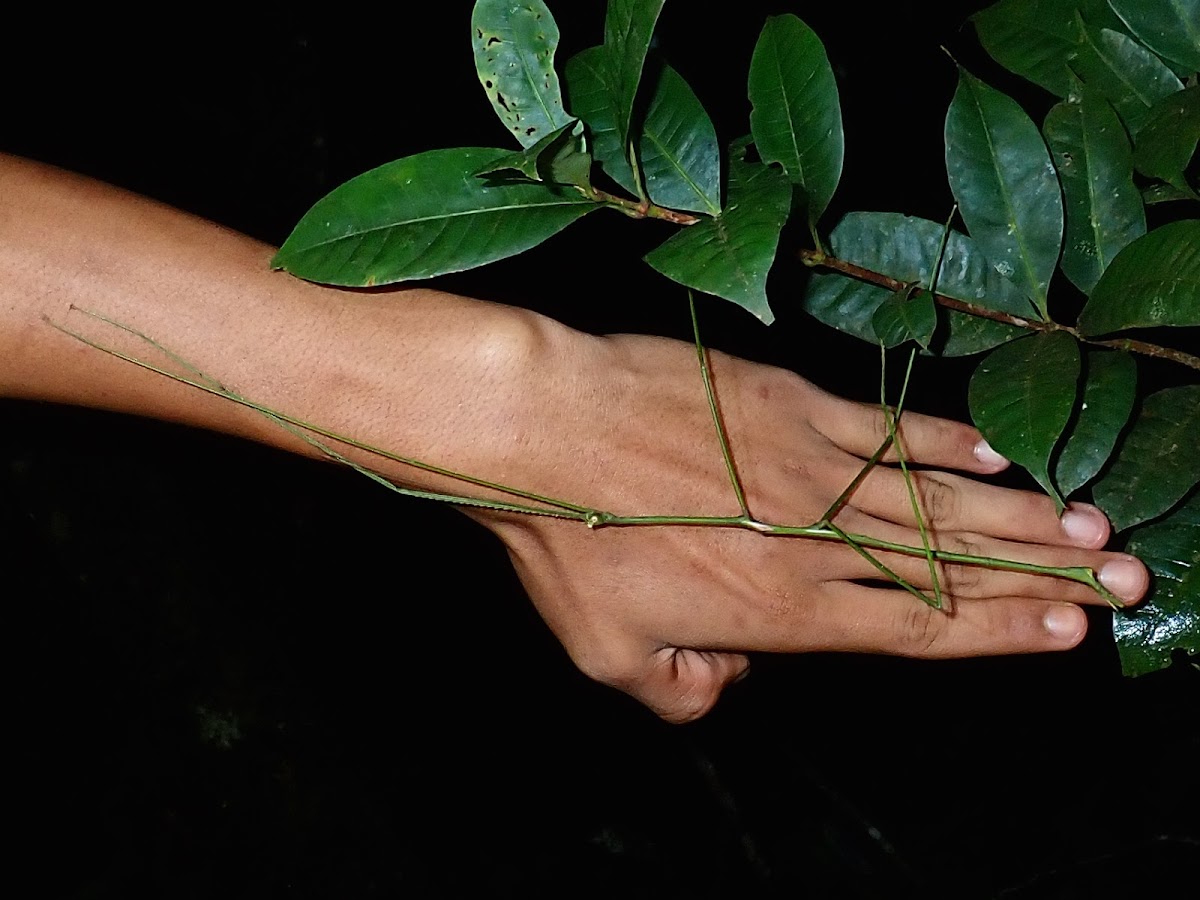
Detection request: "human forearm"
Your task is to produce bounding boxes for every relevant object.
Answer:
[0,153,590,500]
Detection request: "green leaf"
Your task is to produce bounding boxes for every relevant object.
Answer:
[1092,385,1200,531]
[872,284,938,350]
[472,0,574,148]
[1043,83,1145,295]
[603,0,667,154]
[747,14,844,223]
[1054,349,1137,496]
[644,142,791,323]
[271,148,595,286]
[1069,22,1184,135]
[565,51,721,215]
[1132,84,1200,194]
[971,0,1129,97]
[1078,220,1200,334]
[968,331,1081,508]
[945,70,1064,317]
[802,212,1033,355]
[474,120,593,189]
[1114,493,1199,676]
[1142,182,1199,204]
[1107,0,1200,73]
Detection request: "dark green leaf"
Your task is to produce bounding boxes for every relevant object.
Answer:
[1114,493,1199,676]
[802,212,1032,355]
[472,0,574,147]
[1132,85,1200,194]
[1142,182,1199,204]
[271,148,595,286]
[474,120,592,189]
[1078,220,1200,334]
[971,0,1128,97]
[1054,349,1137,496]
[1108,0,1200,73]
[748,14,844,223]
[1070,22,1184,135]
[945,70,1064,317]
[565,51,722,214]
[564,47,629,189]
[1043,83,1145,294]
[603,0,667,155]
[644,142,791,323]
[1092,385,1200,531]
[872,285,937,350]
[968,332,1081,508]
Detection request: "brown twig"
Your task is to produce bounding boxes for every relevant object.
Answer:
[590,187,701,225]
[798,248,1200,371]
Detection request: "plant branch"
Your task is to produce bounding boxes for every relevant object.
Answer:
[588,187,701,225]
[798,248,1200,371]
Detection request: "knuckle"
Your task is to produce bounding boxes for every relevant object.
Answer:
[897,602,945,656]
[921,476,959,525]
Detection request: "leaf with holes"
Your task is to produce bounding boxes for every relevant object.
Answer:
[872,284,937,350]
[1054,349,1137,497]
[946,69,1063,318]
[474,120,592,189]
[1133,85,1200,194]
[644,141,790,323]
[603,0,666,158]
[564,49,720,215]
[1114,494,1199,676]
[473,0,574,148]
[1078,220,1200,334]
[970,0,1128,97]
[1043,83,1145,295]
[1069,22,1184,135]
[271,148,595,286]
[1092,385,1200,531]
[968,331,1080,508]
[748,13,844,223]
[802,212,1030,356]
[1108,0,1200,73]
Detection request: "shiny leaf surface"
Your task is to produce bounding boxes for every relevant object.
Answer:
[968,332,1080,507]
[565,50,720,215]
[1070,23,1183,135]
[971,0,1127,97]
[1092,385,1200,531]
[802,212,1032,355]
[1114,494,1199,676]
[748,14,844,222]
[1054,349,1137,496]
[644,142,790,323]
[1043,83,1145,294]
[1132,85,1200,194]
[474,120,592,189]
[472,1,573,147]
[272,149,595,286]
[945,70,1064,317]
[1078,220,1200,334]
[1108,0,1200,72]
[603,0,667,155]
[872,285,937,350]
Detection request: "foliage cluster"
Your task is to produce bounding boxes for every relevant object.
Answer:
[271,0,1199,675]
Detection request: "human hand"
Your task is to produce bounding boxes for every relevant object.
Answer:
[477,329,1150,723]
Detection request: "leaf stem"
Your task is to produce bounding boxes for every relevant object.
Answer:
[588,187,701,224]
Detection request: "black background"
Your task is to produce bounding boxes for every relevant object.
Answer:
[3,2,1197,896]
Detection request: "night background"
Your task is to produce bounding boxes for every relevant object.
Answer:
[3,1,1197,896]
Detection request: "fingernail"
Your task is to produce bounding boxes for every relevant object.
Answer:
[1061,506,1106,546]
[1099,557,1147,604]
[1044,605,1086,643]
[974,439,1008,469]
